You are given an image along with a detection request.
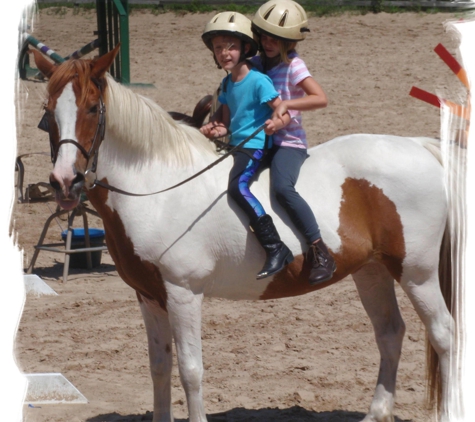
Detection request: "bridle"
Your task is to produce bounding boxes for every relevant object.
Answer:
[39,80,107,188]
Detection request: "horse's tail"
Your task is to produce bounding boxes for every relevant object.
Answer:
[417,135,466,413]
[425,222,452,409]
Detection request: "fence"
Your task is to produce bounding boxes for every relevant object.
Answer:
[36,0,475,8]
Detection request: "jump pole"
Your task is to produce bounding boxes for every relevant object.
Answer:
[410,43,471,146]
[410,43,471,122]
[23,34,65,64]
[409,86,469,120]
[434,43,470,90]
[19,36,100,80]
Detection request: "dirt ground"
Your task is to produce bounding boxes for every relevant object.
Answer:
[11,7,468,422]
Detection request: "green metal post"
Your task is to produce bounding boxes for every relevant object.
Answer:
[112,0,130,85]
[95,0,130,84]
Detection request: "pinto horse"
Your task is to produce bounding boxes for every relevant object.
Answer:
[32,45,457,422]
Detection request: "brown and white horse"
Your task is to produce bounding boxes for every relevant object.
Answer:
[33,46,458,422]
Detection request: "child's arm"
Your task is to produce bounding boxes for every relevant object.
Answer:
[273,76,327,121]
[265,97,291,135]
[200,104,230,139]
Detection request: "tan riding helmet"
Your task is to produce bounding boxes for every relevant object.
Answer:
[202,11,258,58]
[252,0,310,42]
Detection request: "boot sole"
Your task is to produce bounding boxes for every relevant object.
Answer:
[256,252,294,280]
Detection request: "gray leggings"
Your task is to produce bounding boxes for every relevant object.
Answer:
[269,145,321,244]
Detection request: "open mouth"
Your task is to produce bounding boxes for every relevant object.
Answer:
[56,192,80,211]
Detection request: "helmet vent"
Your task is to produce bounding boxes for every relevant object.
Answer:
[263,5,276,20]
[279,10,288,27]
[228,13,235,23]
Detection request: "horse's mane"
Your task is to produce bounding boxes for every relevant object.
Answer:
[48,59,217,166]
[104,74,218,166]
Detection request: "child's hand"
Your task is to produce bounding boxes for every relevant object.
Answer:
[272,102,289,122]
[200,122,227,139]
[264,119,278,135]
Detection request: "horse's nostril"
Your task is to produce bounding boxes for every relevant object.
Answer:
[50,179,61,191]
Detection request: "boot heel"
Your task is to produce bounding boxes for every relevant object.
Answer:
[251,214,294,280]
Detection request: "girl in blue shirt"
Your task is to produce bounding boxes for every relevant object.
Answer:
[200,12,293,280]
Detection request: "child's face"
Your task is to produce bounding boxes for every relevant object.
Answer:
[211,35,246,71]
[260,34,280,59]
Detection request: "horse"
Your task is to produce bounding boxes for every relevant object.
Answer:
[32,45,457,422]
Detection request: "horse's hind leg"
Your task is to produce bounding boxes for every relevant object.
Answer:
[167,284,207,422]
[400,269,454,421]
[137,293,174,422]
[352,263,405,422]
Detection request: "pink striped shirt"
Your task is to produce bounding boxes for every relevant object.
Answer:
[252,52,310,148]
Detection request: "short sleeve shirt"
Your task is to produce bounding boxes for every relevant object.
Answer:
[252,53,311,148]
[218,67,278,149]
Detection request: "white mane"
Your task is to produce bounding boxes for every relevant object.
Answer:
[104,74,217,166]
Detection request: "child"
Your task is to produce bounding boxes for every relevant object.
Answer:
[200,12,294,280]
[251,0,336,285]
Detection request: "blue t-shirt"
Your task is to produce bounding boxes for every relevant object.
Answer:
[218,67,279,149]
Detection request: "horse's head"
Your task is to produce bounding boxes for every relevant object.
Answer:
[33,45,120,210]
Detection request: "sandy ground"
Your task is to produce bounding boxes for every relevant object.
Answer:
[12,7,467,422]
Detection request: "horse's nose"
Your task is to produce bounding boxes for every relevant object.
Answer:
[50,169,85,195]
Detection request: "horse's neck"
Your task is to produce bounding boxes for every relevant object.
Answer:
[103,75,216,168]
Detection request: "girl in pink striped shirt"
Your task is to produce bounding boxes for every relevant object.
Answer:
[251,0,336,285]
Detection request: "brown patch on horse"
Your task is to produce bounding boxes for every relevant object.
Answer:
[260,177,405,300]
[337,178,406,280]
[87,182,168,311]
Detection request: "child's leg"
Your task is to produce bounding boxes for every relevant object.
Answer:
[228,149,266,223]
[270,146,336,285]
[228,149,293,279]
[270,146,320,243]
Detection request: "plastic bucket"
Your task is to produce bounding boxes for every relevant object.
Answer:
[61,228,105,269]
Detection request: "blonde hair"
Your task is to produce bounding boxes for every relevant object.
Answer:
[279,40,298,64]
[259,37,297,66]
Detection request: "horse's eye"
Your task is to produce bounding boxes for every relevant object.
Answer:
[89,105,98,114]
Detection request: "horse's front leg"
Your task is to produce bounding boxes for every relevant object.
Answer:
[167,283,207,422]
[137,293,174,422]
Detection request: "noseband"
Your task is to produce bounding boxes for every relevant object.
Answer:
[39,80,106,188]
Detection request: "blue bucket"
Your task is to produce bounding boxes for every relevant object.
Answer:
[61,228,105,268]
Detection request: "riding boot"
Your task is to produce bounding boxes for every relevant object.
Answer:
[251,214,294,280]
[308,239,336,285]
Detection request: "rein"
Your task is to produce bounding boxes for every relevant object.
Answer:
[90,124,266,197]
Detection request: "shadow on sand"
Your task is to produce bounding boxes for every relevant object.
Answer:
[86,406,414,422]
[28,261,117,281]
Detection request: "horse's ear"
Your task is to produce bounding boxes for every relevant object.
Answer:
[31,49,56,79]
[91,43,121,79]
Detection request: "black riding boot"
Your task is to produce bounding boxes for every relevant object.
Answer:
[251,214,294,280]
[308,239,336,285]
